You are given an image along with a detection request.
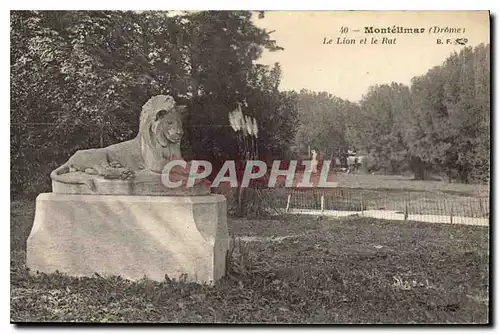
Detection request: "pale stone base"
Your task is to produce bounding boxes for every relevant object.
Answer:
[27,193,229,284]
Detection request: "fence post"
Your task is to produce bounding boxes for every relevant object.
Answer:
[450,204,454,224]
[469,198,474,218]
[285,194,291,213]
[321,193,325,214]
[404,198,408,221]
[479,197,484,217]
[100,119,104,148]
[360,192,364,216]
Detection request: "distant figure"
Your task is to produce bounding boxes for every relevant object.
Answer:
[311,149,318,174]
[353,157,359,173]
[346,155,364,174]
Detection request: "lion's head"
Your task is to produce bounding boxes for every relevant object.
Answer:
[139,95,186,148]
[139,95,186,172]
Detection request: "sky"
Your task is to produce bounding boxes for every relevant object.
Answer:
[253,11,490,102]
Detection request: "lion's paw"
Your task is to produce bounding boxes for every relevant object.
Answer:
[69,164,81,173]
[85,168,98,175]
[102,166,135,180]
[109,161,123,168]
[120,168,135,180]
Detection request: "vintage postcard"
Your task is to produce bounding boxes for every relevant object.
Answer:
[10,10,490,324]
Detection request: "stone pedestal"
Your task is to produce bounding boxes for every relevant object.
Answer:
[27,193,229,284]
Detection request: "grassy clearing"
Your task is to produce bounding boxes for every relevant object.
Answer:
[11,198,489,323]
[284,172,488,195]
[332,173,488,195]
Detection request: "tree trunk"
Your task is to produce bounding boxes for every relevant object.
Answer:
[458,167,469,184]
[410,157,427,180]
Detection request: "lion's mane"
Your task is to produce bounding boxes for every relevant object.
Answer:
[138,95,183,172]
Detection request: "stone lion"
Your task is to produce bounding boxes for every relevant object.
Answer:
[51,95,187,191]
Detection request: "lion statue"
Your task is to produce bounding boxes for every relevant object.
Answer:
[51,95,208,195]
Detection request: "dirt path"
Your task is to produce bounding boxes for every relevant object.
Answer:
[286,209,489,226]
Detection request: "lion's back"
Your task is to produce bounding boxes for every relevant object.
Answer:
[66,139,141,170]
[66,148,108,169]
[104,139,143,169]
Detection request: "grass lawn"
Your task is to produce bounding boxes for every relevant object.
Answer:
[284,171,488,195]
[11,198,489,323]
[332,173,489,195]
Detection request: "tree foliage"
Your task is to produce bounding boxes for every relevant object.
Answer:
[294,90,358,164]
[11,10,298,194]
[361,45,490,182]
[292,44,490,183]
[407,44,490,182]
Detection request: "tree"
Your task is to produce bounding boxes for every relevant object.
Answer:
[11,10,299,195]
[407,44,490,182]
[350,44,490,183]
[294,90,355,165]
[356,83,414,174]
